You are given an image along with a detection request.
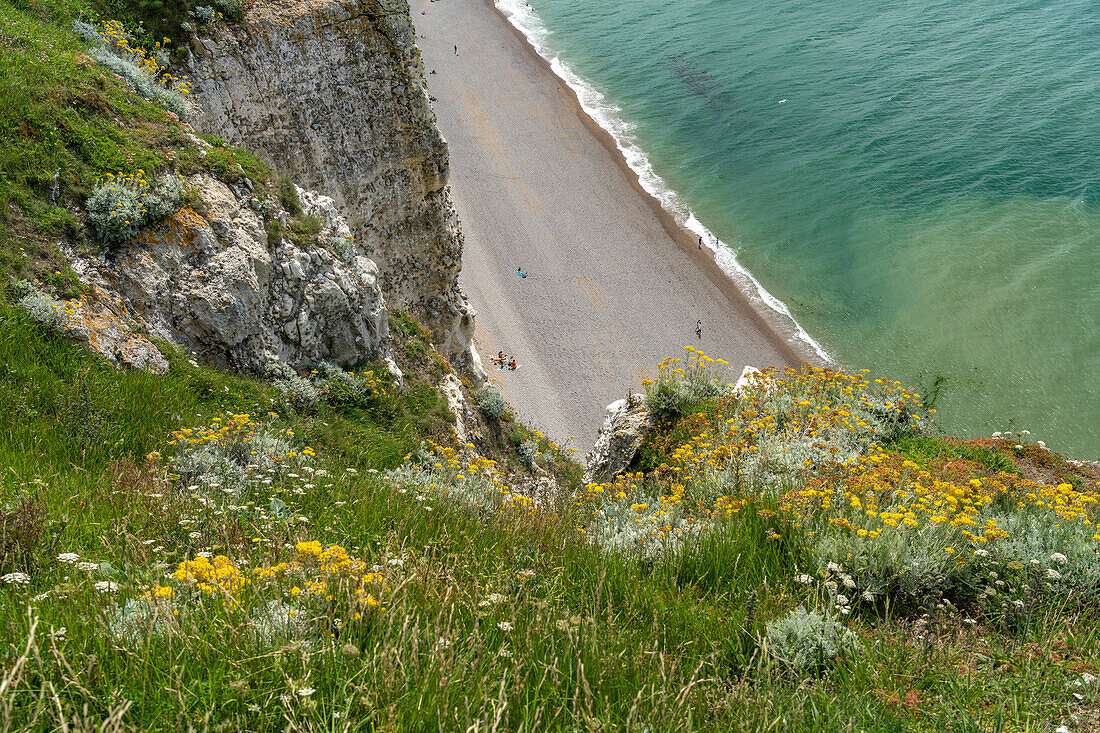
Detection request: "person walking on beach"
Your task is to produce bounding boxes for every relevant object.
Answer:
[454,45,458,55]
[695,320,703,339]
[698,236,703,250]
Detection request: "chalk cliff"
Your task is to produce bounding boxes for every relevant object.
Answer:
[185,0,480,374]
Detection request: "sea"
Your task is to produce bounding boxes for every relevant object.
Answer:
[495,0,1100,458]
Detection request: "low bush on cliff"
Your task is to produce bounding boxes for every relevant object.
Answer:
[85,171,184,245]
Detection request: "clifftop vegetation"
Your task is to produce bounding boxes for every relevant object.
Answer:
[3,1,1100,731]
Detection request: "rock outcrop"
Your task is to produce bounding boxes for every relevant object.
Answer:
[186,0,480,375]
[439,373,477,445]
[584,394,651,485]
[733,365,763,395]
[65,174,393,372]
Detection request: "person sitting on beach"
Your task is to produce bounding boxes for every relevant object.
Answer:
[516,267,527,278]
[695,320,703,339]
[508,359,518,371]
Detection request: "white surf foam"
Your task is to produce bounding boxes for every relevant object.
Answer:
[493,0,832,363]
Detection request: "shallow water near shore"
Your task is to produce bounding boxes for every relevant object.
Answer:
[497,0,1100,457]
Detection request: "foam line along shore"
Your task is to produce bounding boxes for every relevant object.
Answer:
[490,0,831,364]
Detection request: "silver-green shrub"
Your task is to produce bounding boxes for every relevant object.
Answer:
[9,278,37,299]
[272,374,320,411]
[252,599,309,646]
[192,5,216,24]
[86,174,184,246]
[107,598,174,647]
[476,386,507,419]
[88,47,187,120]
[518,440,539,467]
[766,607,857,671]
[74,20,188,119]
[18,291,67,328]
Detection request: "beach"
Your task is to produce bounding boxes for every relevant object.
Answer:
[411,0,816,449]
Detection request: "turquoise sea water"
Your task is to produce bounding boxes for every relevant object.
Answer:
[498,0,1100,457]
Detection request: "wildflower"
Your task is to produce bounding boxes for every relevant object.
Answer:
[826,562,843,573]
[75,562,98,571]
[2,572,30,586]
[478,593,508,607]
[387,558,405,566]
[1051,553,1068,564]
[1046,568,1062,581]
[57,552,80,563]
[95,581,120,593]
[973,549,989,557]
[497,621,514,631]
[795,574,813,584]
[297,687,315,697]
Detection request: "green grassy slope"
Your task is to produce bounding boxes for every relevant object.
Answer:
[2,2,1100,731]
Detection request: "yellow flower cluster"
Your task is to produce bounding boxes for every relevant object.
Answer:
[99,20,191,94]
[159,541,387,611]
[169,413,257,447]
[790,449,1100,551]
[405,442,540,517]
[172,555,250,595]
[578,357,1100,560]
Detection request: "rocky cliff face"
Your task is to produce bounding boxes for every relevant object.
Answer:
[185,0,479,374]
[63,173,394,374]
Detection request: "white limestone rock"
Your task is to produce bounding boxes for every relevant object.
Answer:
[439,373,477,445]
[732,365,763,395]
[584,394,651,485]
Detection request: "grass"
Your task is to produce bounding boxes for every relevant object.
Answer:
[2,318,1096,729]
[890,435,1020,475]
